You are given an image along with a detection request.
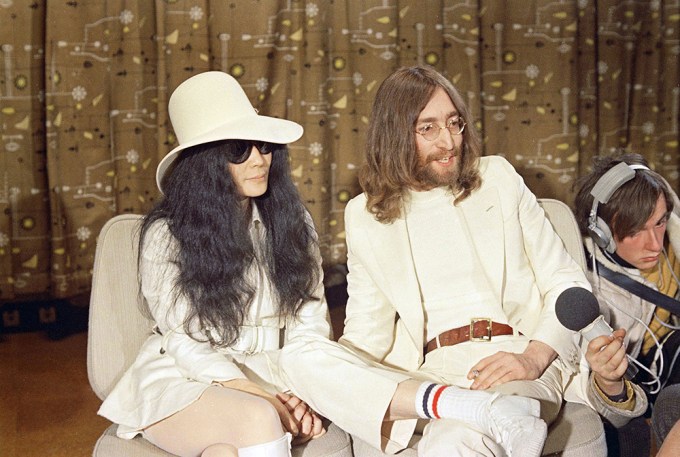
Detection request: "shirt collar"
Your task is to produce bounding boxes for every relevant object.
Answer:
[251,201,263,225]
[600,247,636,269]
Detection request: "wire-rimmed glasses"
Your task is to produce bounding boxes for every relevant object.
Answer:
[415,118,466,141]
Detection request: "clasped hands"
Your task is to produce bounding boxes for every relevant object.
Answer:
[276,392,326,445]
[220,378,325,445]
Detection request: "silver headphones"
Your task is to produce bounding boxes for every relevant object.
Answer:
[587,162,650,253]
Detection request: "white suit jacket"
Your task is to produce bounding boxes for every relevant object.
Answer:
[340,156,589,375]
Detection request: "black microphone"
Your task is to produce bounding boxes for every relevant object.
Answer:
[555,287,638,379]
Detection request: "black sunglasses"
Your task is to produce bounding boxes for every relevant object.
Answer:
[227,140,280,164]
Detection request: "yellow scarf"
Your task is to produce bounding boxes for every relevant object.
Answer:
[641,243,679,355]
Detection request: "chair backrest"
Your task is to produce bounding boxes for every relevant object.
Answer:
[537,198,586,271]
[87,214,153,401]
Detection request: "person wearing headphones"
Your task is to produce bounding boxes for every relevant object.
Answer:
[573,152,680,455]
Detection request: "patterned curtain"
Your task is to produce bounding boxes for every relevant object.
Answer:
[1,0,678,304]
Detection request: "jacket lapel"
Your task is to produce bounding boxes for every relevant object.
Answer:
[458,186,504,298]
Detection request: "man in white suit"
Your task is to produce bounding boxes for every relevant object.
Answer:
[282,66,591,456]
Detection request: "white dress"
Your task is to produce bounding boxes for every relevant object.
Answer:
[98,207,331,439]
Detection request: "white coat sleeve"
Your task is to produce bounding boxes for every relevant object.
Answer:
[497,157,590,366]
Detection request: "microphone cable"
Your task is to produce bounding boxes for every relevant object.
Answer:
[589,240,680,393]
[599,295,663,395]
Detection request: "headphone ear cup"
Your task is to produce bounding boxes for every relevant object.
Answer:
[588,216,617,254]
[587,162,647,256]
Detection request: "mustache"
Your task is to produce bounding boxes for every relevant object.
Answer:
[424,145,462,163]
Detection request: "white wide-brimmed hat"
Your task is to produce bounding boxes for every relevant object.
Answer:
[156,71,304,192]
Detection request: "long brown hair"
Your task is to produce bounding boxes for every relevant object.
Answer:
[359,66,482,223]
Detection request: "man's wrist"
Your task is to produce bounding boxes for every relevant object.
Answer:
[524,340,557,371]
[594,376,626,400]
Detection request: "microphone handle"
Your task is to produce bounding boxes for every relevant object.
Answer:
[581,316,638,380]
[624,355,638,380]
[581,315,614,341]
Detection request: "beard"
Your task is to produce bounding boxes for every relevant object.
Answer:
[414,145,462,190]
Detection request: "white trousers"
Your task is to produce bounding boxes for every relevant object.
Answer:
[416,364,564,457]
[281,335,566,456]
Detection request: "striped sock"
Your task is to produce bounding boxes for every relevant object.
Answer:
[414,382,547,457]
[415,382,450,419]
[414,382,492,427]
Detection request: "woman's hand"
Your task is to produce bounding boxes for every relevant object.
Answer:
[276,392,326,445]
[586,328,628,397]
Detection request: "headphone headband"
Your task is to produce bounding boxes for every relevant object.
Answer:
[587,161,650,253]
[590,162,649,205]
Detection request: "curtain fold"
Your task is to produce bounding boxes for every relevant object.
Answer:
[1,0,678,302]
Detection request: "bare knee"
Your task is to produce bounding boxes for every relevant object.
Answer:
[239,396,284,443]
[144,387,285,453]
[201,443,238,457]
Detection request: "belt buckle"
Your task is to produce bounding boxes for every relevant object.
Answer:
[470,318,493,342]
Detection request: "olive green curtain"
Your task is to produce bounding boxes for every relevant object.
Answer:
[1,0,678,301]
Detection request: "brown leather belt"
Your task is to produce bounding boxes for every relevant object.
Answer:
[425,318,516,354]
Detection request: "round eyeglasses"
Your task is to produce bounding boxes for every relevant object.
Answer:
[415,118,466,141]
[227,140,280,164]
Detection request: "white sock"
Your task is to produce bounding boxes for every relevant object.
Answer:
[238,433,291,457]
[414,382,492,430]
[415,382,547,457]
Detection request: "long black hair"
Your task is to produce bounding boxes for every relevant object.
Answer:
[140,140,320,347]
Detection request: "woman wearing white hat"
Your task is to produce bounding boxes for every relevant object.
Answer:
[98,72,342,457]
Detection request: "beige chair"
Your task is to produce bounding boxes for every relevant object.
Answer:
[87,214,352,457]
[538,198,606,456]
[351,198,606,456]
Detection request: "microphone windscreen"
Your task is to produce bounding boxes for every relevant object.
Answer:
[555,287,600,331]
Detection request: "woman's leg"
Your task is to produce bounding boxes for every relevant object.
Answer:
[143,385,290,457]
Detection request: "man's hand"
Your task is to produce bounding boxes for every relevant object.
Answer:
[586,328,628,397]
[276,392,326,445]
[468,340,557,390]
